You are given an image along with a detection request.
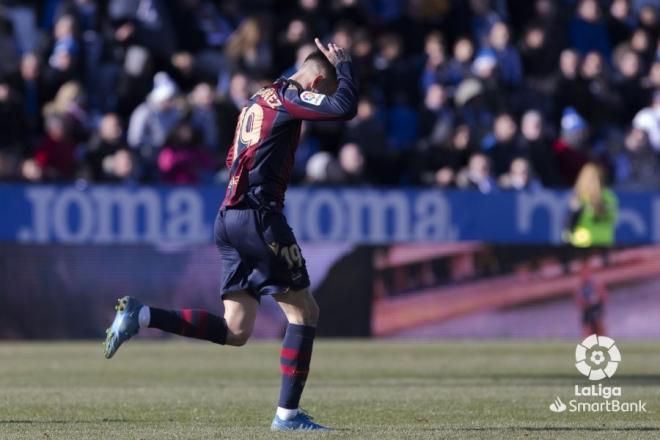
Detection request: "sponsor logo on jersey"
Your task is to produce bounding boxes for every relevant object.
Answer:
[300,91,325,106]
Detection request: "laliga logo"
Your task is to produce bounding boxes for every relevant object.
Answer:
[575,334,621,381]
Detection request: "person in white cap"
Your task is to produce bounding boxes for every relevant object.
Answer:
[632,90,660,151]
[127,71,182,152]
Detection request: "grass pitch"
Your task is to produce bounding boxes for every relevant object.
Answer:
[0,340,659,439]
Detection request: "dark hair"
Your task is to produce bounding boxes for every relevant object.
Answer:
[303,50,337,83]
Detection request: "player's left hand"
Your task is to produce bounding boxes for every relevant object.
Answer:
[315,38,351,66]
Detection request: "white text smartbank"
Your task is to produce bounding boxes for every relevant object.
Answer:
[569,385,647,413]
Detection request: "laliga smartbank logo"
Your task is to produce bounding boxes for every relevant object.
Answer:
[575,334,620,380]
[548,334,647,414]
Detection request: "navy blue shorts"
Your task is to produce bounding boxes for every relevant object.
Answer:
[214,207,310,300]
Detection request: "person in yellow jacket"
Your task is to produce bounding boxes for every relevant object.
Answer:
[565,163,618,247]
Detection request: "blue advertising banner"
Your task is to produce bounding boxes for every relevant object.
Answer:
[0,184,657,244]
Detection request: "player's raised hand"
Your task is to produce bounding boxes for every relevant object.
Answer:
[315,38,351,66]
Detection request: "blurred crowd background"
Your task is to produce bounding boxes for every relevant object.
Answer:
[0,0,658,192]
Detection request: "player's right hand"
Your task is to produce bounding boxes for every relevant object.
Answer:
[315,38,351,66]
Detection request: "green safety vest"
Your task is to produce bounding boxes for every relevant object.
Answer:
[570,189,618,247]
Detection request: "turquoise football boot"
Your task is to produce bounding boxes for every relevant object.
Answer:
[271,410,330,431]
[103,296,142,359]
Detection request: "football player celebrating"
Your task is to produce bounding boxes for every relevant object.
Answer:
[103,38,357,431]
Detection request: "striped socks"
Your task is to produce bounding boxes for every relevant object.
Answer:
[278,324,316,411]
[147,307,228,345]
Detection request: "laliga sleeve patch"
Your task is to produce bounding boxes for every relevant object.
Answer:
[300,91,326,106]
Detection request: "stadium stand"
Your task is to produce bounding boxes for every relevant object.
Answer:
[0,0,657,191]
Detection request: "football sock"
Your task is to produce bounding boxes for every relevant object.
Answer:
[276,407,298,421]
[278,324,315,410]
[148,308,228,345]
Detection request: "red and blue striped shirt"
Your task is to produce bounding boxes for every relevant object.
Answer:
[222,61,358,211]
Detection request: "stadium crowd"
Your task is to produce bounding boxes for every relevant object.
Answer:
[0,0,658,191]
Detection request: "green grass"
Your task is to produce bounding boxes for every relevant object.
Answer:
[0,340,659,439]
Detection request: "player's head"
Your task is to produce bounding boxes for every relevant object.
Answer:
[295,50,338,95]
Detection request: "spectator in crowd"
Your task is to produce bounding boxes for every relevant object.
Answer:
[0,0,654,192]
[335,142,366,185]
[487,21,523,87]
[470,0,501,45]
[613,127,660,190]
[305,151,335,184]
[629,27,654,64]
[554,49,590,121]
[554,108,590,185]
[42,80,88,143]
[42,14,80,100]
[614,49,648,123]
[444,36,474,87]
[83,113,128,181]
[579,51,621,130]
[518,110,562,187]
[420,32,444,93]
[128,72,182,153]
[158,121,213,184]
[414,123,474,187]
[343,96,391,184]
[483,112,521,177]
[633,90,660,151]
[223,16,271,77]
[456,152,496,193]
[30,114,76,180]
[498,157,542,191]
[18,52,45,135]
[519,21,560,85]
[107,0,176,58]
[101,148,139,183]
[418,83,454,150]
[276,19,312,75]
[570,0,611,57]
[564,163,618,247]
[607,0,634,47]
[374,32,416,107]
[188,82,219,152]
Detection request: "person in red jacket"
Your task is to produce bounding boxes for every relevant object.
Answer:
[553,107,589,185]
[33,114,76,180]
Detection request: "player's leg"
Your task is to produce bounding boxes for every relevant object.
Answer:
[234,208,327,430]
[104,209,257,358]
[270,288,327,431]
[103,291,258,358]
[222,291,259,346]
[141,291,258,346]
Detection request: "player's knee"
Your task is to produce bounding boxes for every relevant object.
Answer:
[288,295,319,326]
[226,327,251,346]
[224,317,253,346]
[227,331,250,347]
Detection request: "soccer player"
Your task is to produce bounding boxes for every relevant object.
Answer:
[103,38,357,431]
[576,262,608,336]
